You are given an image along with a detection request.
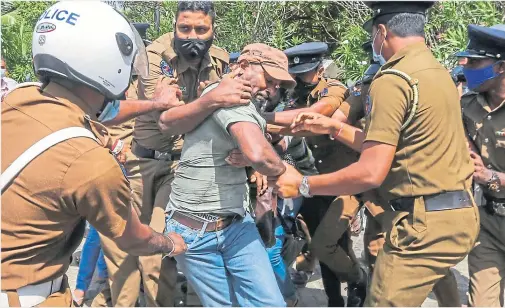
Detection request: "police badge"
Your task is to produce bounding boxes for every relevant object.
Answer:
[320,88,329,97]
[160,60,174,77]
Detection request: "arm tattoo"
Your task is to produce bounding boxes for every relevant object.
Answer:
[146,231,174,255]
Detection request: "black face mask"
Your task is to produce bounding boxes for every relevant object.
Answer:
[174,34,213,60]
[294,76,318,98]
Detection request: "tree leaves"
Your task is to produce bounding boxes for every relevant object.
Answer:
[1,1,504,83]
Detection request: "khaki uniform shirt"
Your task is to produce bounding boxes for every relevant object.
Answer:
[301,78,356,174]
[364,42,473,201]
[1,82,132,290]
[462,93,505,199]
[133,32,229,153]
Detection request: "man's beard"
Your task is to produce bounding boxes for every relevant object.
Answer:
[251,92,270,112]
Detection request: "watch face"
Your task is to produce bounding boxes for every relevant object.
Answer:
[300,184,309,195]
[299,177,311,197]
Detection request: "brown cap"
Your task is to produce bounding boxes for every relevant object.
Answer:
[238,43,296,89]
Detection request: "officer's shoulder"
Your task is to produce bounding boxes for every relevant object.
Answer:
[461,91,479,108]
[3,82,43,100]
[210,45,230,64]
[146,32,174,55]
[324,78,347,89]
[370,72,408,91]
[2,82,63,108]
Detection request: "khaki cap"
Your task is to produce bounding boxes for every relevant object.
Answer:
[239,43,296,89]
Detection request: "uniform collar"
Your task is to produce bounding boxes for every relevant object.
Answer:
[162,32,215,75]
[310,78,327,98]
[476,92,505,113]
[381,41,428,70]
[42,82,101,120]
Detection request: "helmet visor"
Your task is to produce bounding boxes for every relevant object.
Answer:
[129,23,149,79]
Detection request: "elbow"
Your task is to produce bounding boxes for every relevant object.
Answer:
[362,168,384,190]
[157,119,170,133]
[157,118,177,135]
[246,148,265,166]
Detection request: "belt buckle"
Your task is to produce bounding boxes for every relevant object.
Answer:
[154,151,172,161]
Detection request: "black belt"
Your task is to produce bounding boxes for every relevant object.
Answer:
[484,195,505,217]
[390,190,473,212]
[131,140,181,161]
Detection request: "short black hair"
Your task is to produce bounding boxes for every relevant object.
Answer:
[176,1,216,24]
[374,13,425,38]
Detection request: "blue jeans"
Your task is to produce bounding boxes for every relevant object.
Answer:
[76,225,108,291]
[165,212,285,307]
[265,197,304,302]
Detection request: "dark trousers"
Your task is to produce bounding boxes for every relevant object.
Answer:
[299,196,346,307]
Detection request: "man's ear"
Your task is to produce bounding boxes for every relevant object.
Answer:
[378,24,388,39]
[317,63,324,76]
[496,60,505,74]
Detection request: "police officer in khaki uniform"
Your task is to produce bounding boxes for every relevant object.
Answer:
[333,39,463,307]
[124,2,252,306]
[457,24,505,307]
[273,2,479,306]
[1,2,187,307]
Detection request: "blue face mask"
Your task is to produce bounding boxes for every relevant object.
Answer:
[0,68,5,78]
[463,61,503,91]
[372,29,387,66]
[97,99,120,122]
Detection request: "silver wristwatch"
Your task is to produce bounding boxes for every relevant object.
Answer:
[299,176,313,198]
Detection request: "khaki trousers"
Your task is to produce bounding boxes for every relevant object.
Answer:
[92,155,178,307]
[364,203,463,307]
[468,206,505,307]
[365,197,479,306]
[310,195,362,283]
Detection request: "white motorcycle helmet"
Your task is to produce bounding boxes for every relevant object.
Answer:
[32,1,148,99]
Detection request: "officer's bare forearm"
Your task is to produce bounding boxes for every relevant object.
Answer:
[307,162,380,196]
[158,95,217,135]
[249,144,286,176]
[306,142,395,196]
[102,100,157,126]
[267,124,321,137]
[229,122,286,176]
[330,121,365,153]
[125,228,174,256]
[263,109,303,126]
[115,207,173,256]
[263,103,335,126]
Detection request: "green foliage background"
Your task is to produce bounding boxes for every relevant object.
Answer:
[2,1,504,83]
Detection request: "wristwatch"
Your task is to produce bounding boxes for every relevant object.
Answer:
[299,176,313,198]
[487,171,501,192]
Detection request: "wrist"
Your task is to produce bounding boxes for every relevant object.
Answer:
[165,234,176,256]
[201,93,220,110]
[329,122,344,140]
[487,170,501,192]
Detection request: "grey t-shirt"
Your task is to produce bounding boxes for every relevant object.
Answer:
[167,83,266,216]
